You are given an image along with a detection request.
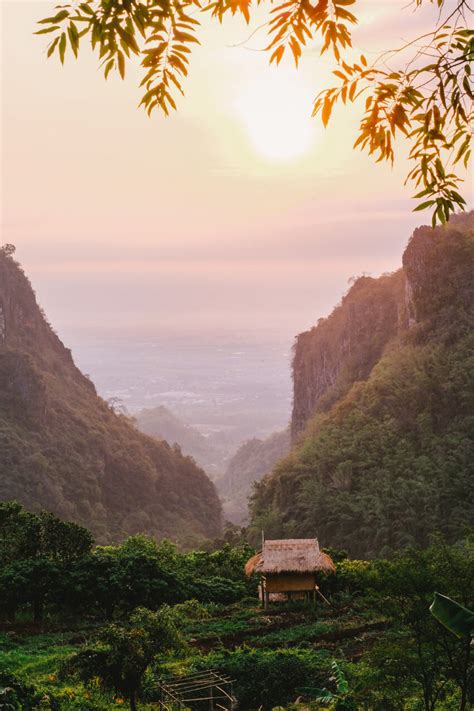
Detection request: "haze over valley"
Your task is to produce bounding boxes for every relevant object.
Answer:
[66,329,293,513]
[69,329,292,445]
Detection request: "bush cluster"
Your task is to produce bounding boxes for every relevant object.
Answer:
[0,502,255,623]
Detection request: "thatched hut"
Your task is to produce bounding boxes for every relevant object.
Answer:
[245,538,335,608]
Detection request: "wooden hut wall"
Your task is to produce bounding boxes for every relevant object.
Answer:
[265,572,316,593]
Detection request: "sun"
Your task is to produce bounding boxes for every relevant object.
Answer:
[234,67,317,162]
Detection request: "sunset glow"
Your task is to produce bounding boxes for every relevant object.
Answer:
[234,68,317,161]
[2,2,472,337]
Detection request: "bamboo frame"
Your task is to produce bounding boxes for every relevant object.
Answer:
[159,670,236,710]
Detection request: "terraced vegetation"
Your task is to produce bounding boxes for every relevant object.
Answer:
[1,505,473,710]
[0,604,387,709]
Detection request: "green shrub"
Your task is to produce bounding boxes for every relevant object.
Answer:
[191,647,329,710]
[186,576,247,604]
[172,599,211,621]
[0,670,59,710]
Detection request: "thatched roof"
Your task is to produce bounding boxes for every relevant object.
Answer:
[245,538,335,576]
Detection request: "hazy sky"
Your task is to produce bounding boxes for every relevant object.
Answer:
[2,0,472,342]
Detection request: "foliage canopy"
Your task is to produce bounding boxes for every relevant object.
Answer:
[65,606,185,711]
[0,507,473,709]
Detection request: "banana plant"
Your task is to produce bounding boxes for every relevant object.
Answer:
[297,660,356,709]
[430,593,474,639]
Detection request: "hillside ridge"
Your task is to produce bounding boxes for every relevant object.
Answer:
[0,250,222,544]
[291,270,406,440]
[219,429,290,524]
[251,213,474,556]
[135,405,229,479]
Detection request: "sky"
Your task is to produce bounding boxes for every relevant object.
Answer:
[1,0,473,343]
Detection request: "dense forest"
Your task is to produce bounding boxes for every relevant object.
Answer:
[0,250,222,544]
[250,214,474,557]
[0,503,473,710]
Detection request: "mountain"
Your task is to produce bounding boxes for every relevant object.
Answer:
[135,405,227,479]
[250,213,474,557]
[0,249,222,544]
[218,429,290,524]
[291,270,405,440]
[135,408,291,523]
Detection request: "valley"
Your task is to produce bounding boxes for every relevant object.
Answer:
[0,214,473,710]
[65,331,293,520]
[69,331,292,446]
[2,0,473,704]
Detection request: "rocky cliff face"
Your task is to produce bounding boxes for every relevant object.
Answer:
[403,211,474,334]
[291,214,474,440]
[251,214,474,557]
[0,255,91,382]
[291,270,406,440]
[0,250,222,543]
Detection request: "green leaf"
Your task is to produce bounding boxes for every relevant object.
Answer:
[37,16,58,25]
[35,26,60,35]
[297,687,335,702]
[117,51,126,79]
[413,200,435,211]
[104,58,115,79]
[79,4,95,16]
[413,187,432,199]
[68,25,79,57]
[59,32,67,64]
[430,593,474,638]
[47,37,60,58]
[52,10,70,23]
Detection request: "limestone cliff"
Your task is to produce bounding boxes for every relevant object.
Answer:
[251,214,474,557]
[290,213,474,440]
[291,271,406,440]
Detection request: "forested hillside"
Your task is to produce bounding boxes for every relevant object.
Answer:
[250,214,474,557]
[219,430,290,524]
[0,250,222,544]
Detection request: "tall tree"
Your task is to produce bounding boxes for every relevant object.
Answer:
[65,606,185,711]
